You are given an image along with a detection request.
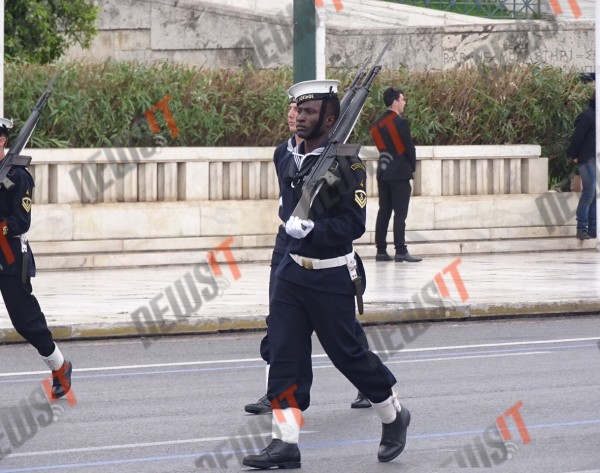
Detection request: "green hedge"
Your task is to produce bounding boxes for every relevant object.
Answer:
[5,62,592,187]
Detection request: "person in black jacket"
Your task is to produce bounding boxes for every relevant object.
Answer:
[0,118,73,399]
[371,87,422,263]
[567,94,596,240]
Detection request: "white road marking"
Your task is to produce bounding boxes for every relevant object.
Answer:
[313,351,550,369]
[5,431,317,459]
[0,336,597,377]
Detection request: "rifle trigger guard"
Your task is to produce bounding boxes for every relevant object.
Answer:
[322,160,341,186]
[0,177,14,190]
[323,170,340,187]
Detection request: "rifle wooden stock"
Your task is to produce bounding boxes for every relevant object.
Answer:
[0,71,59,188]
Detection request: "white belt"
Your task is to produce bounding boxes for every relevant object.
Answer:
[290,251,354,270]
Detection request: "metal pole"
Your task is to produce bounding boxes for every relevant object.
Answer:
[315,6,327,80]
[594,1,600,251]
[293,0,316,83]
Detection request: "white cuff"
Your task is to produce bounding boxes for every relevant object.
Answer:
[42,344,65,371]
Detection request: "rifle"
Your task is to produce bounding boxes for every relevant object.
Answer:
[0,71,60,189]
[338,53,372,119]
[291,43,389,220]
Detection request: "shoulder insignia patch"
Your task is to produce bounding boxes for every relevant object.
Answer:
[354,189,367,208]
[351,163,366,172]
[22,197,32,213]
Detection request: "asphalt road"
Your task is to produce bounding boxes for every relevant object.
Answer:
[0,315,599,473]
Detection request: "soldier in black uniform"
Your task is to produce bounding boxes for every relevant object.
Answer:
[0,118,72,399]
[243,81,410,470]
[244,97,372,415]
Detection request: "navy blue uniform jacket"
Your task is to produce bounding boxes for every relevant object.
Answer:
[272,136,296,266]
[275,140,367,296]
[0,166,36,277]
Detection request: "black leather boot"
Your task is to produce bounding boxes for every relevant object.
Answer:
[378,405,411,462]
[51,360,73,399]
[244,394,272,414]
[243,438,301,469]
[350,391,372,409]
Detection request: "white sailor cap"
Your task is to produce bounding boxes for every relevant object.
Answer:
[0,118,13,129]
[287,79,340,105]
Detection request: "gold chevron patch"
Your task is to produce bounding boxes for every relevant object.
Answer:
[354,190,367,208]
[22,197,32,213]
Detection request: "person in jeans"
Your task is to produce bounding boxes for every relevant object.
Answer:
[567,93,596,240]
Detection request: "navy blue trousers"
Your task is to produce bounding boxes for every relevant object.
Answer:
[0,277,55,356]
[260,252,369,363]
[267,278,396,411]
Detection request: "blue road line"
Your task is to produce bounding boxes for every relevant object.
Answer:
[1,418,599,472]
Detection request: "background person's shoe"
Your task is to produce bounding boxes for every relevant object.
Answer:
[395,252,422,263]
[244,394,272,414]
[350,391,372,409]
[576,230,591,240]
[376,252,393,262]
[589,230,597,238]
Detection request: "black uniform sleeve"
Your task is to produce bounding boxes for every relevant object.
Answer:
[2,169,33,237]
[273,141,290,223]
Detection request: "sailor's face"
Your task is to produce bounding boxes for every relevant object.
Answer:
[0,136,6,157]
[295,100,325,139]
[287,102,298,134]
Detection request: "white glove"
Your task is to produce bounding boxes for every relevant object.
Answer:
[285,216,314,239]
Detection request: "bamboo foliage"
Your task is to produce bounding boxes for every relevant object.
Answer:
[5,61,591,185]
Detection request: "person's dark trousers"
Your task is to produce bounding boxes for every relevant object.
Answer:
[576,161,597,234]
[261,262,369,363]
[354,319,369,350]
[267,278,396,410]
[375,179,412,254]
[0,277,55,357]
[259,251,284,363]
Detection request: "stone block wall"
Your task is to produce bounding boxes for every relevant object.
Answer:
[63,0,594,72]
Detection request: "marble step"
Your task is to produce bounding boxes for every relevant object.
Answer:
[33,232,593,270]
